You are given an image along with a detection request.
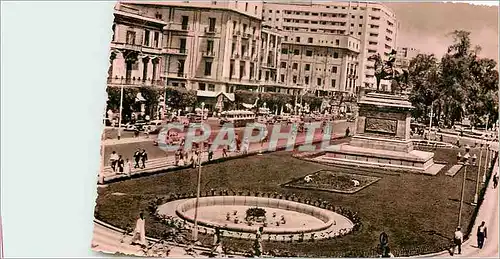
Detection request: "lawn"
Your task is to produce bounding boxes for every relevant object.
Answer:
[95,146,493,257]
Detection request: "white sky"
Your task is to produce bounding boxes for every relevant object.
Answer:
[453,1,499,6]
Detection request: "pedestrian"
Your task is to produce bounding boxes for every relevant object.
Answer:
[174,149,181,166]
[117,155,124,174]
[191,150,198,168]
[453,227,463,255]
[477,221,487,249]
[345,127,350,137]
[134,128,140,138]
[144,125,150,138]
[222,145,228,158]
[493,174,498,188]
[242,137,249,155]
[133,149,141,169]
[124,158,132,176]
[130,212,146,247]
[208,149,213,161]
[140,149,148,169]
[109,151,119,172]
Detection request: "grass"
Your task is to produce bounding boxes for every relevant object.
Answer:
[95,146,491,257]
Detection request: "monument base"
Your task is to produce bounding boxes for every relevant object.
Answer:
[315,142,443,175]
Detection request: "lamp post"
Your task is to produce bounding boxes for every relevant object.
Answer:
[482,135,491,183]
[456,145,477,228]
[192,101,205,242]
[428,101,434,141]
[117,84,124,140]
[473,135,485,205]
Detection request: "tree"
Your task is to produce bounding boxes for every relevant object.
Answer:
[165,86,197,110]
[408,54,441,123]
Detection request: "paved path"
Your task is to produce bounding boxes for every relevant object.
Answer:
[101,132,347,183]
[92,220,213,257]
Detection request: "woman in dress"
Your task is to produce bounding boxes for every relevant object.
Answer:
[131,212,146,247]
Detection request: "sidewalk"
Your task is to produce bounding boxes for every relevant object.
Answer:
[100,132,344,183]
[416,160,499,258]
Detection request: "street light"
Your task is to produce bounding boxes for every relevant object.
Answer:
[473,135,485,205]
[482,135,492,183]
[456,145,477,228]
[192,101,205,242]
[117,84,125,140]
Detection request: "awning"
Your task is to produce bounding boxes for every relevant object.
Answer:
[196,91,235,102]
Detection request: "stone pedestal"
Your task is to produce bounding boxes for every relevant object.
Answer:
[318,93,439,174]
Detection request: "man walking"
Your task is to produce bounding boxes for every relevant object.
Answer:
[453,227,463,255]
[133,149,141,169]
[345,127,350,137]
[140,149,148,169]
[477,221,487,249]
[109,151,119,172]
[493,174,498,189]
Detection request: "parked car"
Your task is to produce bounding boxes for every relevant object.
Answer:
[288,116,301,124]
[124,123,138,131]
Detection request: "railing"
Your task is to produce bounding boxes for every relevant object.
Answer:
[164,22,189,31]
[166,72,188,78]
[231,53,240,59]
[204,27,217,34]
[242,32,251,39]
[241,54,250,60]
[202,51,215,57]
[233,30,241,36]
[163,48,188,55]
[107,77,165,86]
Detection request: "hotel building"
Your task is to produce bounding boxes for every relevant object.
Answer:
[107,1,399,110]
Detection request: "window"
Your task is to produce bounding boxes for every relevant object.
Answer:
[245,2,248,11]
[295,37,300,43]
[206,40,214,53]
[255,6,257,14]
[294,49,300,55]
[204,61,212,75]
[333,52,339,58]
[177,59,185,75]
[126,30,136,44]
[280,62,287,68]
[284,36,288,41]
[351,15,355,19]
[280,74,285,82]
[360,16,363,19]
[331,79,336,87]
[351,23,354,27]
[308,37,313,43]
[209,17,216,32]
[233,21,237,31]
[335,39,340,46]
[317,78,322,86]
[198,83,206,91]
[243,24,247,34]
[281,48,288,54]
[305,64,310,71]
[305,76,309,85]
[306,50,312,56]
[179,38,187,53]
[181,16,189,30]
[358,32,362,35]
[332,66,337,73]
[292,63,298,69]
[153,31,159,47]
[293,75,297,84]
[208,84,215,91]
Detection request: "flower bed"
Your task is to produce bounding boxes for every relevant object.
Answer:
[283,170,381,194]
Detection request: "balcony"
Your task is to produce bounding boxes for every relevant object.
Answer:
[164,22,189,32]
[167,72,188,79]
[107,77,165,87]
[163,48,188,55]
[242,32,251,39]
[112,42,142,52]
[202,51,216,57]
[241,53,251,60]
[231,53,240,59]
[204,27,218,34]
[232,30,241,36]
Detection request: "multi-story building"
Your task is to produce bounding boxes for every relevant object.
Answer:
[262,1,399,93]
[396,47,420,69]
[107,1,399,112]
